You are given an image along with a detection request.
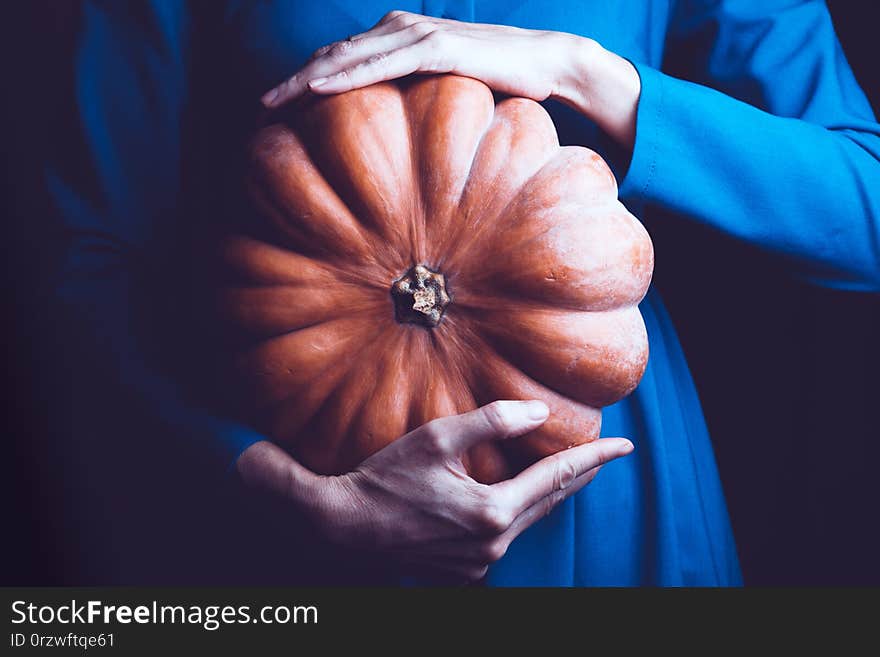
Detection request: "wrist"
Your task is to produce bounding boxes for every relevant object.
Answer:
[236,440,322,509]
[552,33,601,111]
[553,34,640,150]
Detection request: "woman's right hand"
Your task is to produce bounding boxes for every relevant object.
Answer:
[236,400,633,582]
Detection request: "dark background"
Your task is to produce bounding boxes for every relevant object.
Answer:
[2,1,879,586]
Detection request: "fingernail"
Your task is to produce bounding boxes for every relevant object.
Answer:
[525,400,549,421]
[261,88,279,107]
[620,439,635,453]
[309,77,329,89]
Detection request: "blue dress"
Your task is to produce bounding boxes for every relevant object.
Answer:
[47,0,880,586]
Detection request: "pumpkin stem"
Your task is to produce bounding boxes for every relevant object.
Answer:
[391,264,450,328]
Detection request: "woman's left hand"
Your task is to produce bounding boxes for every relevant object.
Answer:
[260,10,640,149]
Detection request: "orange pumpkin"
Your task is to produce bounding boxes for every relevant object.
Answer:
[216,74,653,484]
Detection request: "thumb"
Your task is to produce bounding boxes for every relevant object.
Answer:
[420,400,549,455]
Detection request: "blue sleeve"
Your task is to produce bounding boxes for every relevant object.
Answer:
[619,0,880,291]
[46,0,264,470]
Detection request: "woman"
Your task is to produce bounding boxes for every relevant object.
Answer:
[47,1,880,586]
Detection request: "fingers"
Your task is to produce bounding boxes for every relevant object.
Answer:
[310,21,436,62]
[307,37,446,95]
[394,457,622,581]
[262,15,444,107]
[494,438,634,518]
[500,465,603,540]
[369,10,455,38]
[415,400,550,456]
[393,532,511,565]
[377,9,416,28]
[411,448,624,556]
[400,555,490,585]
[395,537,496,584]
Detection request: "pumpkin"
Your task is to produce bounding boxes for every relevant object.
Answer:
[215,74,653,484]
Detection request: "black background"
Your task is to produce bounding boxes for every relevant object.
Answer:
[2,1,879,586]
